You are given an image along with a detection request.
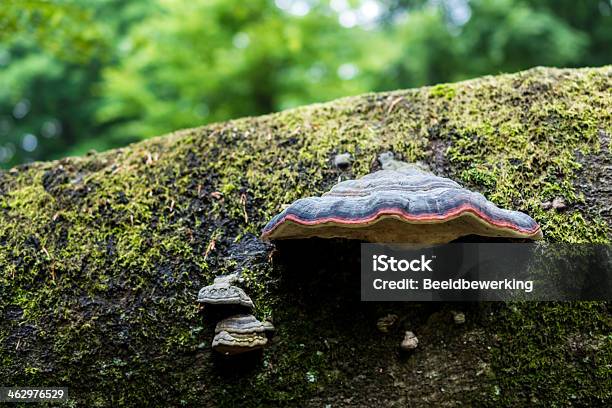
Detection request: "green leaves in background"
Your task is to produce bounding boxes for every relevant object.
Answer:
[0,0,610,168]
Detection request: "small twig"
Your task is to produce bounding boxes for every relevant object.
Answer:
[240,193,249,223]
[386,96,405,114]
[204,239,216,261]
[42,247,55,281]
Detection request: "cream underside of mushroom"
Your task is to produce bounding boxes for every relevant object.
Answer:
[212,331,268,355]
[267,212,543,244]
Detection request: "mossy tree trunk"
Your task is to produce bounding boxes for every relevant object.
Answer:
[1,67,610,407]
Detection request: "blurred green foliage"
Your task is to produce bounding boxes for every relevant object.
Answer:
[0,0,610,167]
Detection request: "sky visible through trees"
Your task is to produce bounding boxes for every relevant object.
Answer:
[0,0,610,168]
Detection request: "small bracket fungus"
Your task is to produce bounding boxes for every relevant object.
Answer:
[262,320,275,337]
[552,197,567,211]
[400,331,419,351]
[196,275,271,358]
[451,310,466,325]
[212,314,268,355]
[261,152,542,244]
[377,314,399,333]
[541,197,566,211]
[333,153,352,170]
[197,275,254,310]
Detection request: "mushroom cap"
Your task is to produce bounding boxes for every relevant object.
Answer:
[400,331,419,351]
[215,314,266,334]
[377,314,399,333]
[197,280,254,309]
[262,320,275,333]
[452,311,466,325]
[261,168,542,244]
[212,315,268,355]
[333,153,352,169]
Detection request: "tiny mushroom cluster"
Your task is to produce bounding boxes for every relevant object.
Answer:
[197,274,273,356]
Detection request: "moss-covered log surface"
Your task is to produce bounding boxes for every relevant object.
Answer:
[1,67,611,407]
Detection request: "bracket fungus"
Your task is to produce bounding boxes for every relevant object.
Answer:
[451,310,466,325]
[212,314,269,355]
[197,275,254,310]
[400,331,419,351]
[377,314,399,333]
[333,152,352,169]
[262,320,275,336]
[261,153,542,244]
[197,275,272,356]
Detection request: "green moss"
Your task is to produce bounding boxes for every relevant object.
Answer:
[429,83,456,100]
[489,302,611,406]
[460,165,497,190]
[1,66,611,407]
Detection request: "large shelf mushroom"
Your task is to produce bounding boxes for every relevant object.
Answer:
[261,153,542,244]
[260,152,542,355]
